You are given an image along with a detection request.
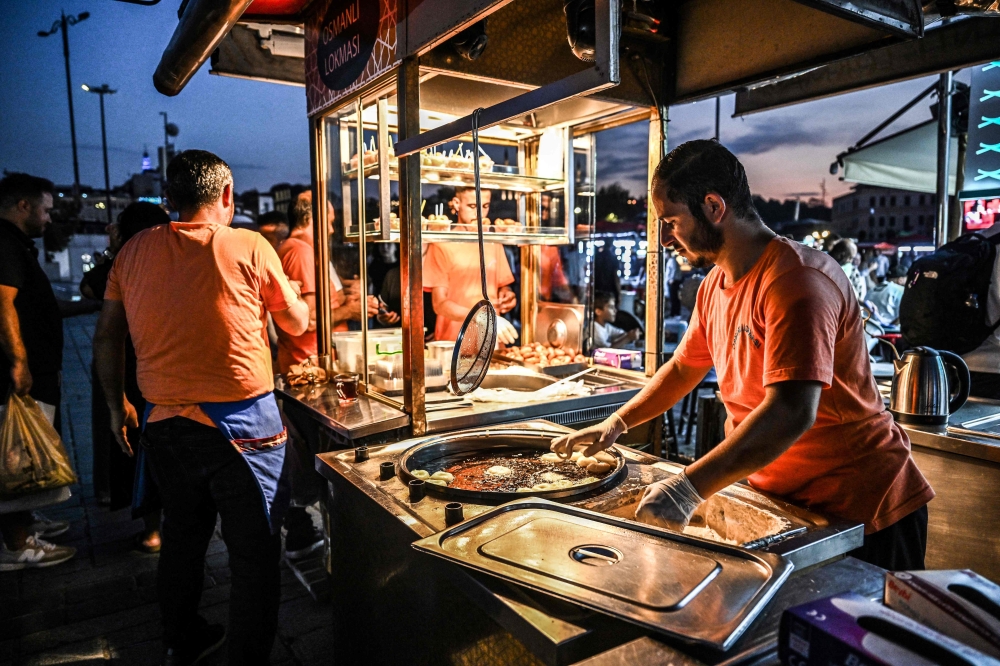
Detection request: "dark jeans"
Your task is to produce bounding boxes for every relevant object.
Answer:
[970,371,1000,400]
[848,504,928,571]
[143,417,281,664]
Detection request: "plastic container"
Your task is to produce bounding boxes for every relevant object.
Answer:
[331,329,402,374]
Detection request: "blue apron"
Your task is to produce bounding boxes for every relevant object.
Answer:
[139,392,289,534]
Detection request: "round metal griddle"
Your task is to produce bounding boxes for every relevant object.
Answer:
[397,428,627,503]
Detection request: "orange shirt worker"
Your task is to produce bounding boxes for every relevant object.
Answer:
[93,151,309,663]
[275,190,378,374]
[552,140,933,571]
[423,187,517,344]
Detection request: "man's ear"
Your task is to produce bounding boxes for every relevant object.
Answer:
[222,182,233,208]
[702,193,727,224]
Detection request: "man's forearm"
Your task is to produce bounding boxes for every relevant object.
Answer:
[616,359,709,430]
[0,299,27,368]
[684,382,821,498]
[93,330,126,412]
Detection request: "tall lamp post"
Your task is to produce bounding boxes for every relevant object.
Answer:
[82,84,117,226]
[38,10,90,202]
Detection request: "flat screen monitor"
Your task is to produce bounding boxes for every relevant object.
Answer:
[964,198,1000,232]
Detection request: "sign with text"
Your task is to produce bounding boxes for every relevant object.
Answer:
[305,0,398,117]
[961,61,1000,200]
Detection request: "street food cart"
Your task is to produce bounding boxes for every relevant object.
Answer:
[148,0,1000,661]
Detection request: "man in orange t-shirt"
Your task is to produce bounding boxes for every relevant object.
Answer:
[94,151,309,664]
[553,140,933,571]
[275,191,378,375]
[423,187,518,344]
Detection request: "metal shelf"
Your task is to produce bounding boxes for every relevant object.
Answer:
[343,160,566,193]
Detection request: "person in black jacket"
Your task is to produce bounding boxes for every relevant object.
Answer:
[81,202,169,553]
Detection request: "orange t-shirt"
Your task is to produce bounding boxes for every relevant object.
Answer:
[540,245,569,301]
[105,222,298,425]
[275,235,348,373]
[673,237,933,534]
[423,241,515,341]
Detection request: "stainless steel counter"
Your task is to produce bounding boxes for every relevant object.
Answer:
[899,397,1000,580]
[277,366,646,441]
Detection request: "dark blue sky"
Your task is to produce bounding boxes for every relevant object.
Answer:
[1,1,964,201]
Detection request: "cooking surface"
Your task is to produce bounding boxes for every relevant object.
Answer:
[413,499,791,650]
[441,452,604,492]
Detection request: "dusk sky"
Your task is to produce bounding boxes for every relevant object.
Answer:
[1,1,967,203]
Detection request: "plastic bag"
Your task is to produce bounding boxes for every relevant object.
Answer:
[0,393,77,497]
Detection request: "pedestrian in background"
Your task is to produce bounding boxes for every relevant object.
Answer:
[0,173,97,570]
[93,151,309,665]
[82,201,170,553]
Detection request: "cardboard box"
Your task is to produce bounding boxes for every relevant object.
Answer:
[885,570,1000,658]
[593,348,641,370]
[779,592,1000,665]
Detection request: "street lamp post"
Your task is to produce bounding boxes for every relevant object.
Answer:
[82,84,117,226]
[39,10,90,202]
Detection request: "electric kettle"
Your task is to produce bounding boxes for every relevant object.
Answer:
[889,347,971,426]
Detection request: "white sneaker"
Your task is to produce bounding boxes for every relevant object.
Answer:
[0,535,76,571]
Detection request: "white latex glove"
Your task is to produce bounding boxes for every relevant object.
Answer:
[634,471,704,531]
[550,412,628,459]
[496,317,518,346]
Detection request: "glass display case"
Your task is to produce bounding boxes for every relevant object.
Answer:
[323,72,643,246]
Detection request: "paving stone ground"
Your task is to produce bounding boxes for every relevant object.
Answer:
[1,313,333,665]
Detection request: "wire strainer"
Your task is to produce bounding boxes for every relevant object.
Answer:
[450,108,498,396]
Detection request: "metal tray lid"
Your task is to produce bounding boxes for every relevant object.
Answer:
[412,499,793,651]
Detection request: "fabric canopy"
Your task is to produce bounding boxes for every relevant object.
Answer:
[842,120,959,195]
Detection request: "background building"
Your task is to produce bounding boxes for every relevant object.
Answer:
[831,184,936,244]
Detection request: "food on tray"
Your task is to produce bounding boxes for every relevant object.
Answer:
[586,461,611,474]
[592,451,616,465]
[285,363,327,386]
[411,469,430,480]
[540,452,561,463]
[501,342,587,367]
[430,471,454,483]
[421,214,451,231]
[576,455,596,468]
[438,450,615,493]
[492,218,523,233]
[425,478,447,486]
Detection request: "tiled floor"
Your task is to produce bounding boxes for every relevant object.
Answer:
[1,314,333,665]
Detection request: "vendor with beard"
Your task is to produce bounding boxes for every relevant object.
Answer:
[551,140,933,570]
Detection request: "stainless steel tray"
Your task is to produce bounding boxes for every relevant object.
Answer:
[412,498,793,651]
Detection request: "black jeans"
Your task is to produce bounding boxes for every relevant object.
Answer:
[142,417,281,664]
[848,504,928,571]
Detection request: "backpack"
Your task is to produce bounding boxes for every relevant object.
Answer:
[899,232,1000,354]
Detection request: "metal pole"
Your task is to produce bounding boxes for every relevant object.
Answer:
[310,117,332,366]
[935,71,953,248]
[645,106,668,377]
[356,98,369,391]
[99,92,112,226]
[714,96,720,141]
[61,11,81,199]
[397,57,426,435]
[160,112,169,185]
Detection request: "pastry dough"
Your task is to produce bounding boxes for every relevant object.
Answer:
[577,456,597,468]
[430,471,454,483]
[486,465,513,477]
[411,469,430,480]
[585,461,611,474]
[540,452,562,463]
[593,451,616,465]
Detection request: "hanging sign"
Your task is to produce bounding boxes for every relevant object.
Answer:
[305,0,398,117]
[961,61,1000,200]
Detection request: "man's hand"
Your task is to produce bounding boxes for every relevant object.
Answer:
[634,471,704,531]
[110,399,140,457]
[10,360,32,396]
[378,311,401,325]
[341,277,363,298]
[497,287,516,314]
[365,295,380,318]
[627,328,641,342]
[550,413,627,459]
[288,280,303,298]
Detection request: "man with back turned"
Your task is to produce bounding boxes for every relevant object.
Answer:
[94,150,309,665]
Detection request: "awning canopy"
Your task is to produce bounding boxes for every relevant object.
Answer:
[841,119,958,194]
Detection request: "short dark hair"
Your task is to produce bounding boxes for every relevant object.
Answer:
[258,210,288,228]
[454,186,492,198]
[594,291,615,311]
[165,150,232,212]
[829,238,857,265]
[117,202,170,244]
[652,140,758,223]
[0,173,55,211]
[289,191,312,230]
